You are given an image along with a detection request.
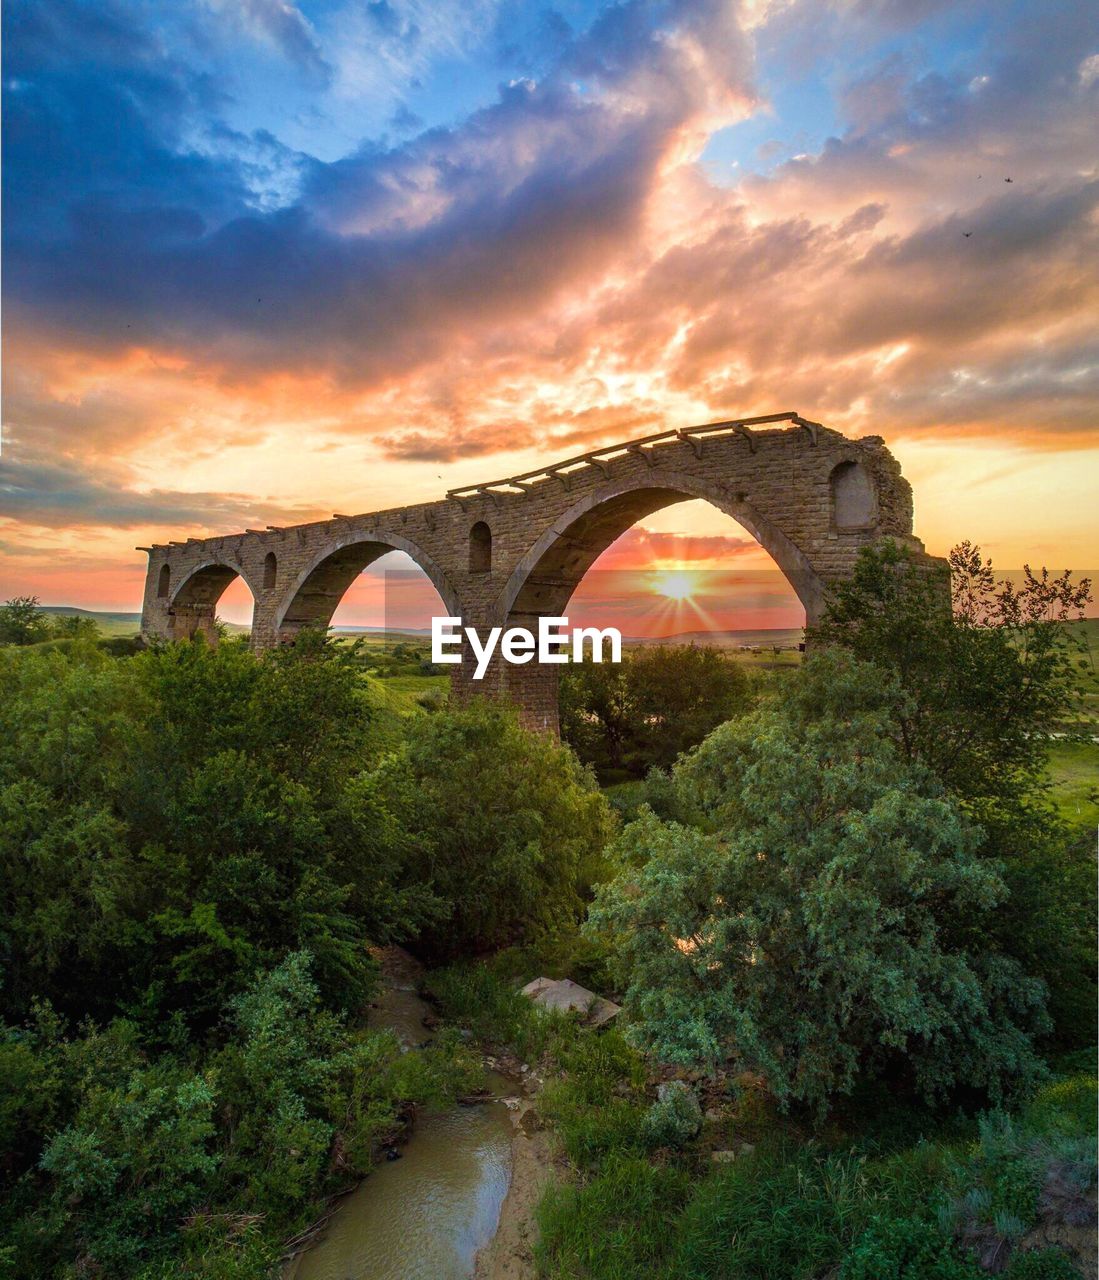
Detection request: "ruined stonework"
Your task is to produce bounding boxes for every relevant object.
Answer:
[139,414,944,733]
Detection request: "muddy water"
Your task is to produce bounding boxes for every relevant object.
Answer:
[288,955,514,1280]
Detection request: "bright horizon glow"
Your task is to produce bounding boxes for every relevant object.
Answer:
[651,570,699,602]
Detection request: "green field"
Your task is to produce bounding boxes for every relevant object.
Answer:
[1046,740,1099,829]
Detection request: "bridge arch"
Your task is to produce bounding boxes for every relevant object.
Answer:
[275,530,460,640]
[168,558,261,641]
[499,471,822,627]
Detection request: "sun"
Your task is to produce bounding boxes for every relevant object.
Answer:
[652,570,697,601]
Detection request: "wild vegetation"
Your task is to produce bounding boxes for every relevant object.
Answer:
[560,642,754,780]
[0,541,1095,1278]
[0,631,606,1277]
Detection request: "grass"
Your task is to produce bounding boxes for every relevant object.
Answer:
[364,672,449,714]
[1045,740,1099,829]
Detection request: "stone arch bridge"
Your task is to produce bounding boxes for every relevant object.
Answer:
[140,412,942,732]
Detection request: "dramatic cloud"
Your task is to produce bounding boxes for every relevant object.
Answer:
[0,453,324,531]
[2,0,1096,610]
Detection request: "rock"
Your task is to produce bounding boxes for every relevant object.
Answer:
[737,1142,756,1156]
[520,977,621,1027]
[711,1150,737,1163]
[519,1109,545,1136]
[502,1096,522,1111]
[385,1148,402,1161]
[704,1108,724,1123]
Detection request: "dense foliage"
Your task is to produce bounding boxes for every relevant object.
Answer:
[560,644,753,778]
[374,699,616,960]
[2,551,1093,1277]
[810,542,1096,1046]
[1,951,483,1278]
[588,652,1050,1116]
[0,636,607,1276]
[0,633,428,1026]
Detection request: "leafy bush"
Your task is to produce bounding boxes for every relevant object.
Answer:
[840,1216,982,1280]
[376,700,616,959]
[0,637,442,1029]
[589,651,1049,1116]
[0,952,484,1278]
[3,640,600,1276]
[641,1081,702,1150]
[1005,1249,1083,1279]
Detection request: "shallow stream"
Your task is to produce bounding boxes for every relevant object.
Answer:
[287,957,514,1280]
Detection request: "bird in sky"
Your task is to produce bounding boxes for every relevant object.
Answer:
[1004,177,1013,183]
[963,232,973,237]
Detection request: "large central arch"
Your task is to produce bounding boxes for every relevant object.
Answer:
[499,472,822,627]
[486,473,823,731]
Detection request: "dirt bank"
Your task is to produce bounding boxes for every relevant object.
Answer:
[474,1096,560,1280]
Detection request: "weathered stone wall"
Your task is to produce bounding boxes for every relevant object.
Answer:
[140,421,941,733]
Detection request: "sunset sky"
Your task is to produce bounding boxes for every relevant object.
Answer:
[2,0,1096,631]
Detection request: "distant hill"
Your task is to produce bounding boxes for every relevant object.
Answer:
[330,623,805,649]
[331,624,432,636]
[41,606,143,637]
[39,606,248,636]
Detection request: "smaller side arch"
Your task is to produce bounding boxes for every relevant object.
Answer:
[263,551,278,590]
[157,564,170,598]
[168,558,260,642]
[274,531,462,639]
[469,521,492,573]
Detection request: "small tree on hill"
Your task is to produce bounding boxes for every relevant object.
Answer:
[50,614,100,640]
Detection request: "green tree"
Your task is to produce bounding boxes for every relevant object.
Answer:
[560,644,754,777]
[0,637,437,1029]
[809,541,1091,824]
[588,653,1049,1117]
[50,613,100,640]
[810,541,1096,1047]
[376,700,616,959]
[0,597,51,646]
